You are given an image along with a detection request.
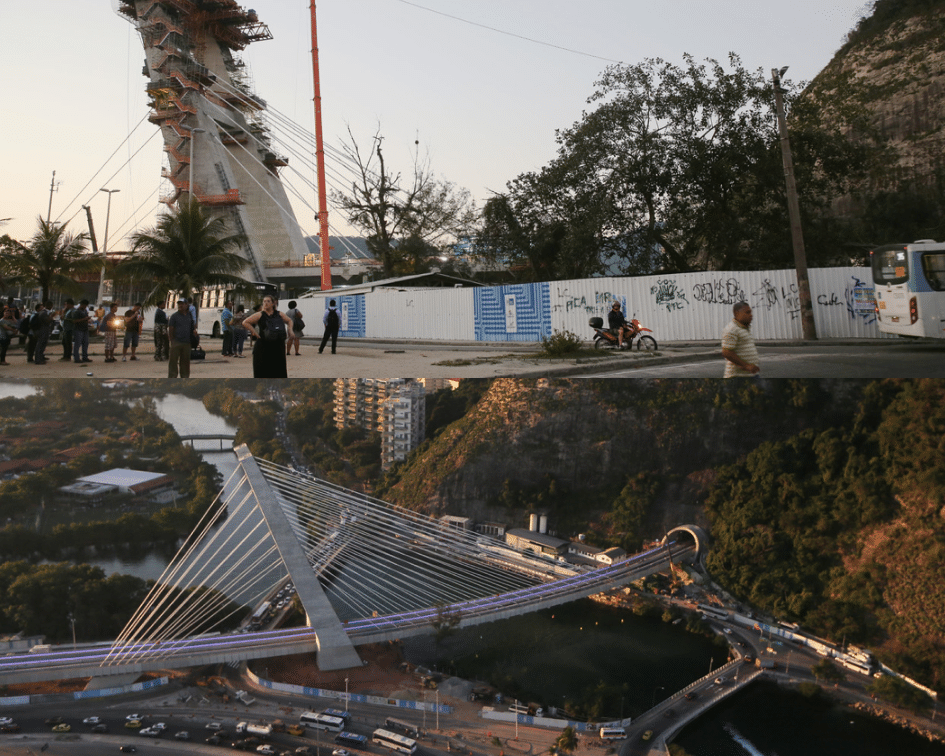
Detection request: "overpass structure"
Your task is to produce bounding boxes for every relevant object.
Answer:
[0,448,702,685]
[179,433,237,450]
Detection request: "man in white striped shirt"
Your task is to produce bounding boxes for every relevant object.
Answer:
[721,302,761,378]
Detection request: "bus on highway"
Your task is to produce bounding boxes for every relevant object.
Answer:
[372,728,418,754]
[384,718,419,738]
[335,732,368,748]
[299,712,344,732]
[871,240,945,338]
[599,727,626,740]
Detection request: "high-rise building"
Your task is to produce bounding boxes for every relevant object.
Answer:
[118,1,310,283]
[333,379,426,469]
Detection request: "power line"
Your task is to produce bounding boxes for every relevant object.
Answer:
[392,0,622,64]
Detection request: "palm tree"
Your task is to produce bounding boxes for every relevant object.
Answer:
[552,726,578,756]
[114,198,251,306]
[0,216,99,302]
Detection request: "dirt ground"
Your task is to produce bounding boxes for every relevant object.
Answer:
[257,642,428,700]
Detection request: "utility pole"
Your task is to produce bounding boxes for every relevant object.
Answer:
[82,206,99,253]
[310,1,332,290]
[47,171,60,222]
[97,189,120,306]
[772,66,817,340]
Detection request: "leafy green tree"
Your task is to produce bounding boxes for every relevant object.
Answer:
[114,198,250,305]
[0,216,99,302]
[868,674,933,713]
[811,658,845,683]
[483,54,870,277]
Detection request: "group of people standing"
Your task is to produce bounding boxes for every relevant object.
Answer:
[0,297,147,366]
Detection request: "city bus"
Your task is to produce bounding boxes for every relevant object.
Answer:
[335,731,367,748]
[599,727,626,741]
[188,280,280,339]
[324,708,351,725]
[383,718,419,738]
[870,240,945,338]
[299,712,344,732]
[372,728,418,754]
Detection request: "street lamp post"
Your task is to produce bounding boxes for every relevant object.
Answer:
[345,676,349,712]
[96,188,120,306]
[651,686,664,709]
[771,66,817,341]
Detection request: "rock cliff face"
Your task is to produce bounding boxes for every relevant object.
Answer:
[808,1,945,208]
[382,379,859,535]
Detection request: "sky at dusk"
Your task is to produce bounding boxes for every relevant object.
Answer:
[2,0,872,247]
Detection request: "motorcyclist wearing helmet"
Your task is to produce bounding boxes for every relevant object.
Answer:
[608,301,628,348]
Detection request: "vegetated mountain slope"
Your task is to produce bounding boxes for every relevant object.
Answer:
[807,0,945,218]
[706,379,945,691]
[380,379,864,538]
[382,378,945,692]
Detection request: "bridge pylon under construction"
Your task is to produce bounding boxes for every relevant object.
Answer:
[117,0,311,284]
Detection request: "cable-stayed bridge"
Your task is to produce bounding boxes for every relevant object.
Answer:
[0,447,702,685]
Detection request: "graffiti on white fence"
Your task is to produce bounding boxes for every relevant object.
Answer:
[651,278,689,313]
[752,279,801,320]
[553,286,624,315]
[691,277,746,306]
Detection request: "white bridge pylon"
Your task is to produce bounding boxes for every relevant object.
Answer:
[105,445,541,671]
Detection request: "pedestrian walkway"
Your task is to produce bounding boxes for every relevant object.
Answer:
[0,336,716,378]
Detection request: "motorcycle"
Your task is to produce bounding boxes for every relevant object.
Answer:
[589,316,658,351]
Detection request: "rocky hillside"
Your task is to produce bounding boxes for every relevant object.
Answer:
[380,379,862,539]
[807,0,945,217]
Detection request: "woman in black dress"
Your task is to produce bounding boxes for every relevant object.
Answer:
[242,295,295,378]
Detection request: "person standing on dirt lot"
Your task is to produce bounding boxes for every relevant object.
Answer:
[319,299,340,354]
[122,303,144,362]
[721,301,760,377]
[168,300,198,378]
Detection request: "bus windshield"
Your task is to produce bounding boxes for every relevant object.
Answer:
[871,245,910,285]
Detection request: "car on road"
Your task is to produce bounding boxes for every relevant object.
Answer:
[126,713,144,721]
[83,716,102,725]
[295,748,315,756]
[0,718,13,726]
[206,721,224,731]
[684,691,699,701]
[175,731,191,740]
[714,676,726,685]
[642,730,653,741]
[207,734,223,745]
[287,724,306,736]
[119,747,137,753]
[52,723,72,732]
[0,724,21,733]
[139,726,162,737]
[332,749,350,756]
[256,746,277,755]
[125,719,143,729]
[92,723,110,733]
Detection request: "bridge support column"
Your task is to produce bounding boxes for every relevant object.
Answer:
[236,445,362,671]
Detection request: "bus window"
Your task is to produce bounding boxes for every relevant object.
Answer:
[922,252,945,291]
